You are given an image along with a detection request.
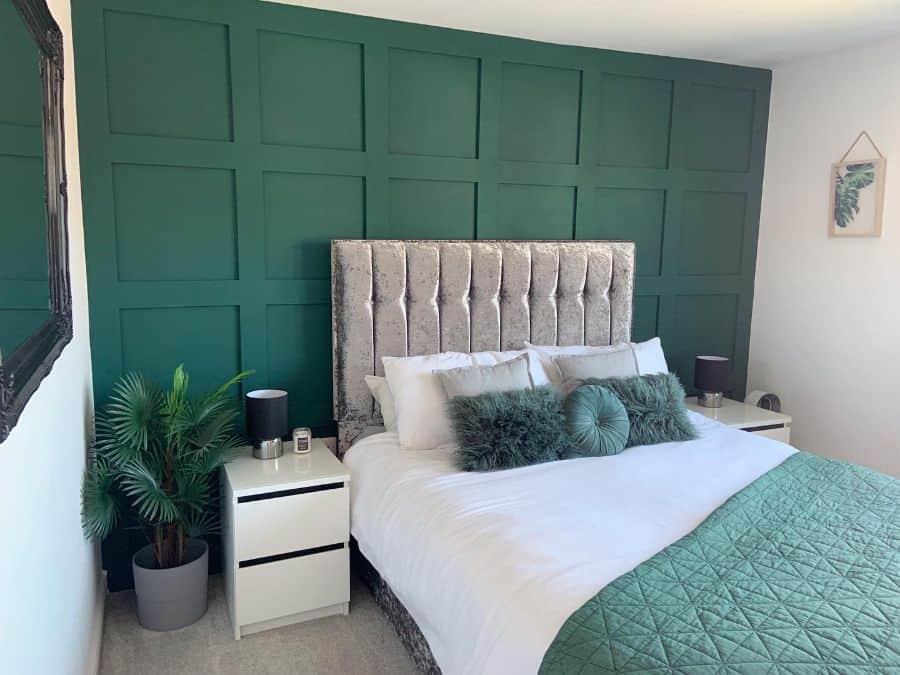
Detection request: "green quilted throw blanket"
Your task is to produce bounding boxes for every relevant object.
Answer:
[540,452,900,673]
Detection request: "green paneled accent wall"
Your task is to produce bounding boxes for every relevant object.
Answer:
[73,0,770,589]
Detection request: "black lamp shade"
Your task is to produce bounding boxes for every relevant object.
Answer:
[694,356,730,393]
[245,389,289,442]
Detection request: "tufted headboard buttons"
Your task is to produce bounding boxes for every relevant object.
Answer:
[331,240,635,453]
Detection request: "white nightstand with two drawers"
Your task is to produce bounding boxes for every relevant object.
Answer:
[685,397,792,444]
[221,439,350,639]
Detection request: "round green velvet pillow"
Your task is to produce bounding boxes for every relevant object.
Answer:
[564,384,630,457]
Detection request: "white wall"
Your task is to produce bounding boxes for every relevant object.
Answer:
[0,1,103,673]
[749,35,900,477]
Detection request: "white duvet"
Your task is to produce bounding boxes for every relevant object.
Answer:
[344,412,795,675]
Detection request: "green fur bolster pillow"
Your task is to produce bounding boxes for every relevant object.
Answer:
[581,372,697,448]
[447,385,574,472]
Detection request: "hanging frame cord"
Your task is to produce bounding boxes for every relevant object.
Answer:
[839,130,885,163]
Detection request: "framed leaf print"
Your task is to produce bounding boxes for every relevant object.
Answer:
[829,134,886,238]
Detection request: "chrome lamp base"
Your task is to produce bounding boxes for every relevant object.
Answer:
[253,437,284,460]
[697,391,724,408]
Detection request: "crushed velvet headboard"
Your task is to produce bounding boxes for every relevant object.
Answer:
[331,240,635,452]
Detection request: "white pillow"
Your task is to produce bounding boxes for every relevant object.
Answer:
[382,352,474,450]
[364,375,397,431]
[469,349,551,387]
[526,342,629,389]
[632,337,669,375]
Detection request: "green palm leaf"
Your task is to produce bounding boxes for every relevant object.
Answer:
[187,440,242,476]
[102,372,160,453]
[81,457,119,540]
[173,468,211,512]
[94,413,144,466]
[212,369,254,399]
[183,510,219,539]
[189,408,239,454]
[119,460,180,523]
[187,369,252,440]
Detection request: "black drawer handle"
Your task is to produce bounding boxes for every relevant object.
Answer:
[239,542,346,568]
[743,423,785,432]
[237,481,344,503]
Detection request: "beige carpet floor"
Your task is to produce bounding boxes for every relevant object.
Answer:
[99,575,418,674]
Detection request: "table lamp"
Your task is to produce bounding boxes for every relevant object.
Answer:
[246,389,288,459]
[694,356,729,408]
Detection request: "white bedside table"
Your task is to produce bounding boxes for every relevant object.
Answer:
[221,439,350,639]
[685,397,792,444]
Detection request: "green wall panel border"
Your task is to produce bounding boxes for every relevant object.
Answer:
[73,0,770,590]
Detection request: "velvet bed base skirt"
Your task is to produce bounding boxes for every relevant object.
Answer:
[351,539,441,674]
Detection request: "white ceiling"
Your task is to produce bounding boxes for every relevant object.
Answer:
[267,0,900,67]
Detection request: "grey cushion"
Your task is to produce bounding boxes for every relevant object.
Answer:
[553,346,638,386]
[437,353,533,398]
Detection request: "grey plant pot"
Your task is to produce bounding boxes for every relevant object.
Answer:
[132,538,208,631]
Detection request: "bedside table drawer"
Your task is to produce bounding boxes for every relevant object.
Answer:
[750,426,791,444]
[236,545,350,626]
[236,484,349,562]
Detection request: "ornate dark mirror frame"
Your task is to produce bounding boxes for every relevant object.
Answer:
[0,0,72,442]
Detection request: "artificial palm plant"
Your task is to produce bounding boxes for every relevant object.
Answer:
[82,365,250,568]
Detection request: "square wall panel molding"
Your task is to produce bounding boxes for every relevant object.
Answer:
[586,187,666,277]
[112,164,238,281]
[596,74,673,169]
[104,11,234,141]
[385,178,477,239]
[120,306,242,394]
[491,184,576,240]
[499,62,582,165]
[263,172,365,280]
[685,83,756,172]
[73,0,769,590]
[679,190,747,276]
[258,30,364,150]
[388,48,480,159]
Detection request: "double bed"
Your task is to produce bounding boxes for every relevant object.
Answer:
[331,240,900,674]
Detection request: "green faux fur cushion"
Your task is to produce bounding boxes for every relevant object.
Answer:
[447,385,574,472]
[582,372,697,448]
